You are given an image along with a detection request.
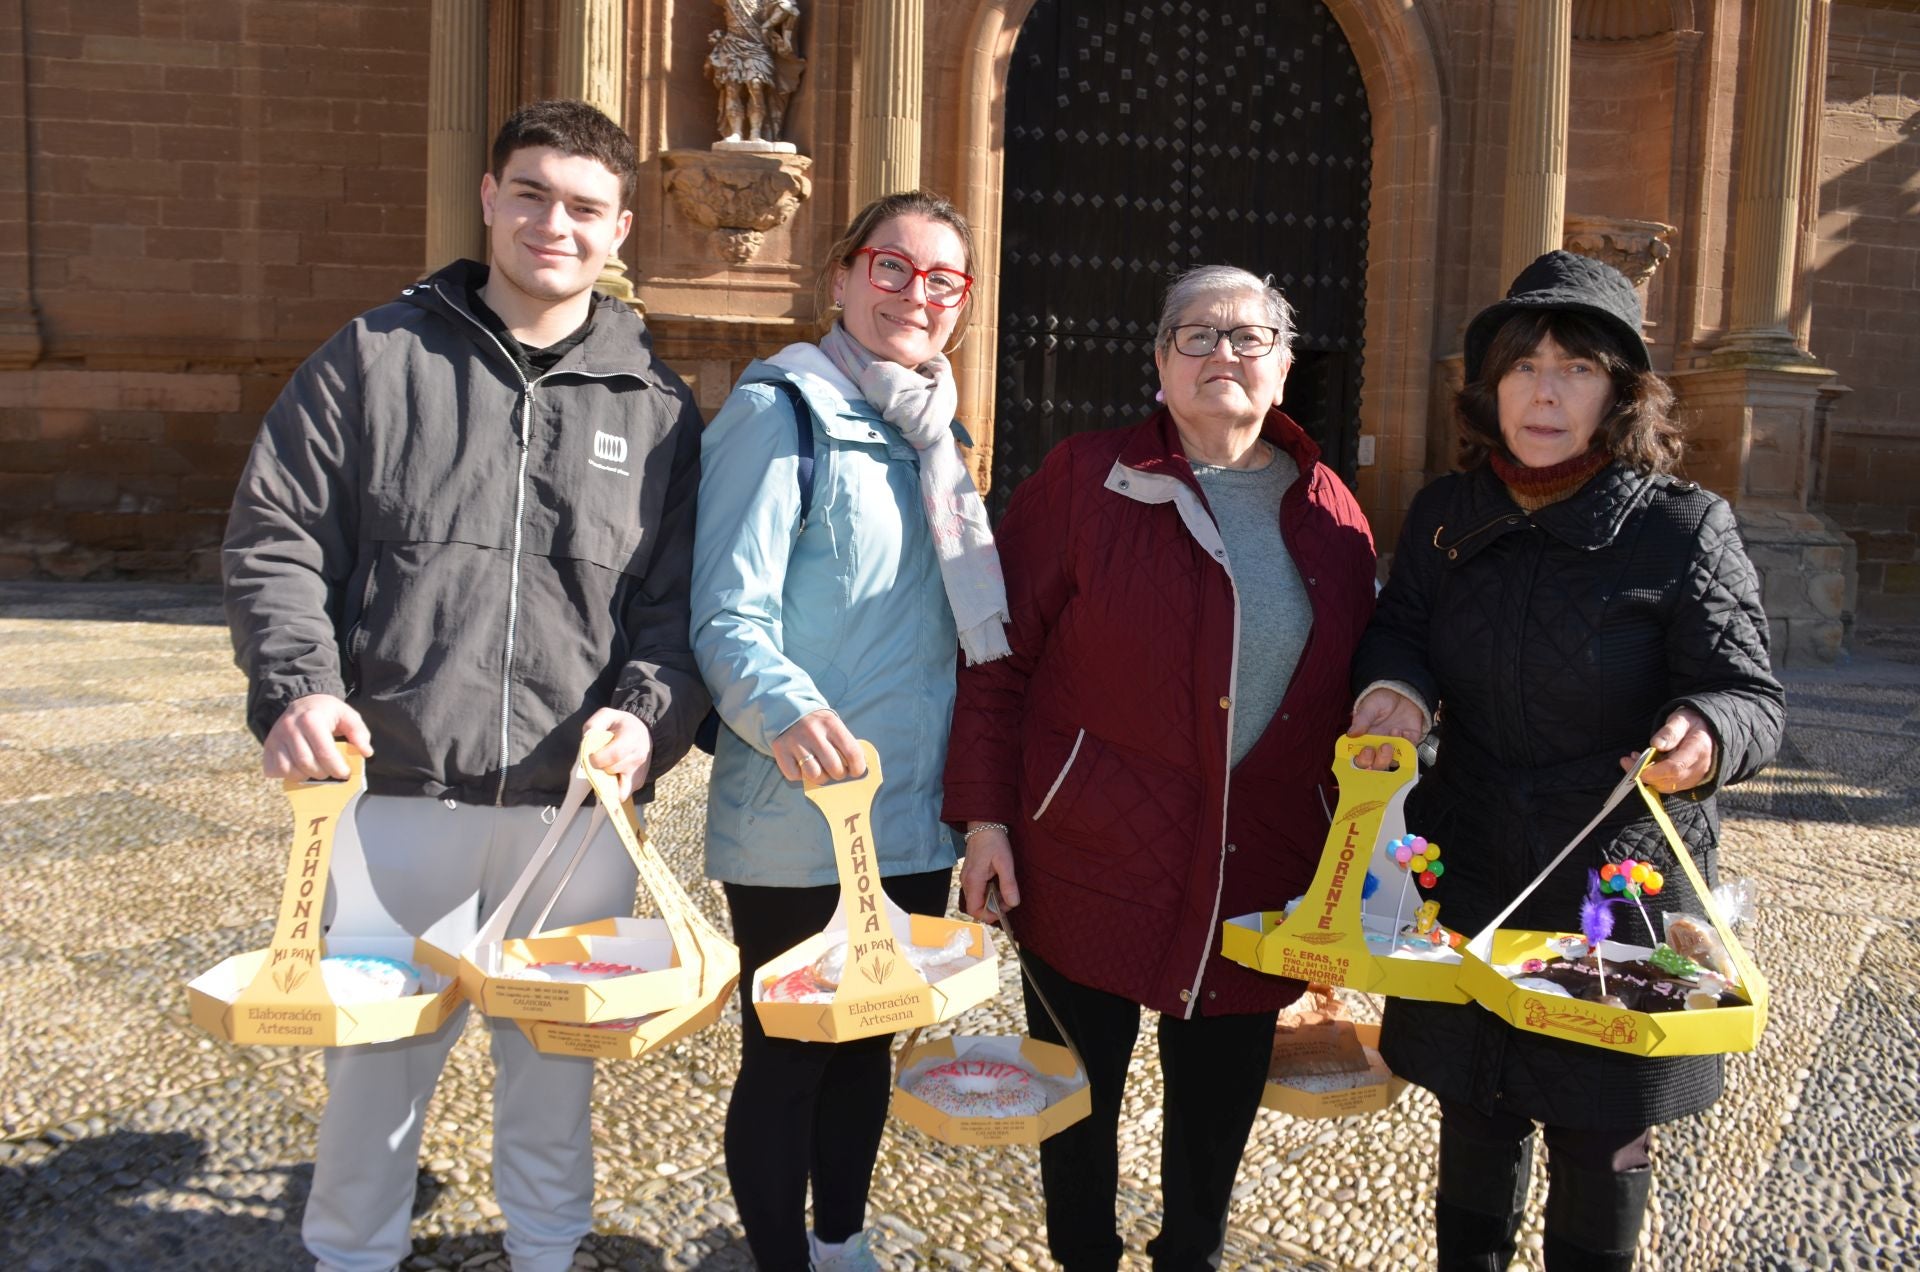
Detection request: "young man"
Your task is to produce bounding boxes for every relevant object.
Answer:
[223,100,707,1272]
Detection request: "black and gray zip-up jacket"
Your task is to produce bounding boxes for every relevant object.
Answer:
[223,259,709,805]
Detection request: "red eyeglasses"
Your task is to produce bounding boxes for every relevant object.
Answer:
[854,247,973,308]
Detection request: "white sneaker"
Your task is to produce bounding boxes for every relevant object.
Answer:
[808,1229,879,1272]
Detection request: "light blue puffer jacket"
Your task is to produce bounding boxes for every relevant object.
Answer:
[691,344,961,887]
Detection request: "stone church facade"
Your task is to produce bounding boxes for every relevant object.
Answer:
[2,0,1915,665]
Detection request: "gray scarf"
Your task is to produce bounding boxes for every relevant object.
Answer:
[819,322,1011,665]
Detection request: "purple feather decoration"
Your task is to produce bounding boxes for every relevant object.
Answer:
[1580,870,1620,948]
[1579,869,1624,997]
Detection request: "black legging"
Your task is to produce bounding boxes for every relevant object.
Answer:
[722,869,953,1271]
[1020,949,1279,1272]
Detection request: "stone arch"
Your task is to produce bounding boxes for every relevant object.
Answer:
[926,0,1446,534]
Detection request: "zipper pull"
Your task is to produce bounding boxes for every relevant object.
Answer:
[518,385,536,447]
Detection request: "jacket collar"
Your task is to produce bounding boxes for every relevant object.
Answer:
[761,343,874,421]
[1434,460,1658,564]
[1115,406,1322,493]
[403,259,659,385]
[1104,407,1321,572]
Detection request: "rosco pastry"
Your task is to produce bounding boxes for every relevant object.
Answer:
[909,1058,1050,1118]
[319,954,421,1004]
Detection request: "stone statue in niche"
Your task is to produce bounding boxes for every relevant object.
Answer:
[706,0,804,152]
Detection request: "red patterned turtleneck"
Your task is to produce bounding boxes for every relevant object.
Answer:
[1489,448,1612,512]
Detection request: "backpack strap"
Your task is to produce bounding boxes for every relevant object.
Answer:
[768,377,816,530]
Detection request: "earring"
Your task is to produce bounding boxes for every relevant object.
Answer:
[1155,388,1166,403]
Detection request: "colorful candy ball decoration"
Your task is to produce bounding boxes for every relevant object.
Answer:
[1598,858,1664,897]
[1388,836,1443,884]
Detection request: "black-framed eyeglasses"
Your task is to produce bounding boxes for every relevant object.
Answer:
[855,247,973,308]
[1168,324,1281,357]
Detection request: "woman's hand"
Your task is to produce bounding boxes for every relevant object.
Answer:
[1629,706,1715,794]
[771,709,865,783]
[1346,686,1426,770]
[959,824,1019,924]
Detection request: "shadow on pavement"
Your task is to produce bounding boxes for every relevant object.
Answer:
[0,1128,312,1269]
[0,581,226,627]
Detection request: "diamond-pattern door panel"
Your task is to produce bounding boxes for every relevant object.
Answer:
[993,0,1371,516]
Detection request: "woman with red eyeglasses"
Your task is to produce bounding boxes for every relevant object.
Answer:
[691,192,1010,1272]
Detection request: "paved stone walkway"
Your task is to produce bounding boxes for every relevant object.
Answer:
[1,581,1915,1271]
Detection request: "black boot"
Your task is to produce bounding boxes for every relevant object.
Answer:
[1542,1163,1652,1272]
[1434,1130,1533,1272]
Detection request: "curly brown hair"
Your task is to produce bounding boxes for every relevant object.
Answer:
[1456,310,1682,474]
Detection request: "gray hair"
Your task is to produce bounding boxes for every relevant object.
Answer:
[1154,265,1297,359]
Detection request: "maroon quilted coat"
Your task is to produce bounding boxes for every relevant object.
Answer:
[943,408,1377,1018]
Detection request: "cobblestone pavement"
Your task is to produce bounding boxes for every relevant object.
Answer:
[2,581,1916,1271]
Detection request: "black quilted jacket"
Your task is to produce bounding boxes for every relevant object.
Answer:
[1353,461,1784,1129]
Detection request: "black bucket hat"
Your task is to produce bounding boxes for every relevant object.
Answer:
[1463,249,1651,383]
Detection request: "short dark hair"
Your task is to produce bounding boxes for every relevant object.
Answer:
[1456,310,1683,474]
[816,191,975,326]
[490,100,638,209]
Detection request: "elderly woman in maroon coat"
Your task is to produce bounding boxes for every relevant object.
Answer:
[943,265,1378,1271]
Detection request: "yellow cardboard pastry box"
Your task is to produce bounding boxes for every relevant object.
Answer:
[1455,754,1768,1058]
[752,741,999,1043]
[1261,1020,1407,1120]
[462,915,690,1026]
[513,749,738,1060]
[187,747,462,1047]
[1222,735,1472,1003]
[892,1033,1092,1146]
[462,733,739,1057]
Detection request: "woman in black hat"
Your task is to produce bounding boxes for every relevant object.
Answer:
[1346,250,1784,1270]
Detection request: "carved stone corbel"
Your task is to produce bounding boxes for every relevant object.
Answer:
[1563,214,1676,292]
[661,149,813,265]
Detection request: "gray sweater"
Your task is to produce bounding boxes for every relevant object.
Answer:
[1193,448,1313,767]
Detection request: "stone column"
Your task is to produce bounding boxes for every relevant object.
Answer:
[1666,0,1848,664]
[487,0,523,139]
[1725,0,1815,350]
[424,0,490,275]
[1499,0,1570,284]
[556,0,638,305]
[854,0,924,204]
[1791,0,1831,352]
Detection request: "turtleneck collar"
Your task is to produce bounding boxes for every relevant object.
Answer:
[1489,447,1612,512]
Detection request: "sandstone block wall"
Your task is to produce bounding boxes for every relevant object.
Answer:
[0,0,428,580]
[1812,2,1920,622]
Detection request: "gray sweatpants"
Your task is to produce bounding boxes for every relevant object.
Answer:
[301,795,638,1272]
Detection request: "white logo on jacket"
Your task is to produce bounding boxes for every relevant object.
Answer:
[590,430,629,476]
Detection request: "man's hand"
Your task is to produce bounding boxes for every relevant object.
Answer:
[585,708,653,803]
[959,825,1018,924]
[1346,686,1426,771]
[263,694,372,781]
[1628,706,1716,795]
[771,710,865,784]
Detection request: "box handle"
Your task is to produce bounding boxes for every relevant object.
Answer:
[575,730,735,971]
[801,740,932,998]
[241,742,366,1004]
[468,730,731,978]
[1466,748,1768,1006]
